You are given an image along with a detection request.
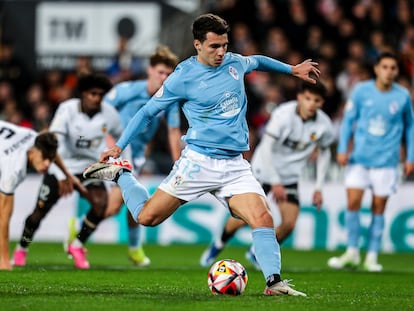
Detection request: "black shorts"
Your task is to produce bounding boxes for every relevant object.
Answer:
[262,183,299,206]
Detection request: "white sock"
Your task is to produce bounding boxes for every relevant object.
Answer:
[71,238,83,248]
[365,252,378,263]
[346,247,360,258]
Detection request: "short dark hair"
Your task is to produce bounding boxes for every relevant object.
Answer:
[375,52,398,65]
[299,81,327,98]
[77,73,112,94]
[149,45,179,69]
[34,132,58,160]
[192,13,230,42]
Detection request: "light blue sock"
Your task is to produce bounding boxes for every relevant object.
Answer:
[117,172,150,220]
[252,227,281,280]
[346,210,360,248]
[128,226,141,248]
[367,214,384,253]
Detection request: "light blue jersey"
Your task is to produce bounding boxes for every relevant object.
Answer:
[104,80,181,159]
[117,53,291,158]
[337,80,414,167]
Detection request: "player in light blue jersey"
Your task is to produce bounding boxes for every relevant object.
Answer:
[103,46,181,266]
[200,81,335,270]
[84,13,319,296]
[328,52,414,272]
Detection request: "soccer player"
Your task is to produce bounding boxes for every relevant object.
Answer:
[0,121,78,270]
[200,81,335,269]
[328,52,414,272]
[103,45,182,266]
[12,73,124,269]
[84,14,319,296]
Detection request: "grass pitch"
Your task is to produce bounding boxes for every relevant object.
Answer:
[1,243,413,311]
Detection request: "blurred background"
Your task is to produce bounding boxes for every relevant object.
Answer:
[2,0,414,176]
[3,0,414,251]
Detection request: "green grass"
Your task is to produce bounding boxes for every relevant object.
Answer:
[1,243,413,311]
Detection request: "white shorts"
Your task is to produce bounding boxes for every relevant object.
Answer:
[159,147,265,208]
[344,164,398,196]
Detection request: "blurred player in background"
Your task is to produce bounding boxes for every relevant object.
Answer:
[200,81,335,269]
[328,52,414,272]
[0,121,78,270]
[102,45,181,266]
[12,73,123,269]
[84,13,320,296]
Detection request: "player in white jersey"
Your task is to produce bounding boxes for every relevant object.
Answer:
[328,52,414,272]
[0,121,78,270]
[84,14,320,296]
[102,45,182,266]
[12,73,123,269]
[200,81,335,269]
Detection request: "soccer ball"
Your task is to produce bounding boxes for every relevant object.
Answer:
[207,259,248,296]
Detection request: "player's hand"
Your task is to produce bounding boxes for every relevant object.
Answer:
[312,190,323,211]
[100,146,122,162]
[291,59,320,84]
[336,153,348,166]
[58,179,72,196]
[271,184,287,203]
[404,162,414,177]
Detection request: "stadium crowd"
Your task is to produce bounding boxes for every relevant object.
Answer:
[1,0,414,174]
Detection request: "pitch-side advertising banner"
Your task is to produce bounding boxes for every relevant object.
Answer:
[10,175,414,253]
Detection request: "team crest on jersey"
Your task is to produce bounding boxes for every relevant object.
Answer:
[310,132,317,141]
[102,125,107,133]
[229,66,239,80]
[155,86,164,98]
[389,101,399,114]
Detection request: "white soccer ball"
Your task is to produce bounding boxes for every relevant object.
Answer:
[207,259,248,296]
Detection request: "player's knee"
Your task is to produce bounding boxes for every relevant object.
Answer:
[138,212,161,227]
[249,209,274,228]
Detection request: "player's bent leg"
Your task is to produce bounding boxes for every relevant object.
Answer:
[137,189,183,227]
[117,172,150,221]
[276,201,300,244]
[105,185,124,218]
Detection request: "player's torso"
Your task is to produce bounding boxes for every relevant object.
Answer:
[0,121,36,193]
[182,59,246,122]
[51,100,116,171]
[355,86,408,137]
[276,104,328,161]
[176,56,249,154]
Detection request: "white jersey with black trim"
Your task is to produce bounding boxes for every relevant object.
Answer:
[49,98,123,176]
[251,101,335,185]
[0,120,37,194]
